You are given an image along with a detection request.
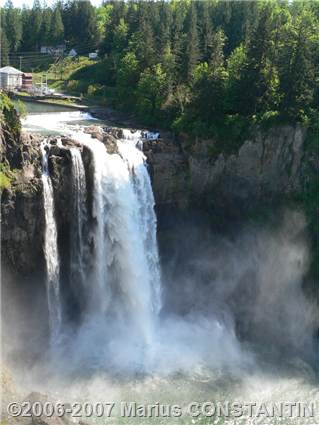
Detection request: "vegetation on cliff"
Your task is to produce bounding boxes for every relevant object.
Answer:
[0,92,21,190]
[0,92,21,138]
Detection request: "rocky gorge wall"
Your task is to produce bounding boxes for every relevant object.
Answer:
[143,125,308,219]
[0,104,45,276]
[0,118,313,277]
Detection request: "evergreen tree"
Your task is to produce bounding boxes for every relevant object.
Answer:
[234,3,276,115]
[184,2,201,81]
[21,7,34,51]
[30,0,43,49]
[157,1,172,58]
[0,27,10,67]
[278,8,319,119]
[136,63,168,124]
[171,1,186,80]
[50,7,64,45]
[116,51,140,109]
[76,1,99,49]
[40,7,52,46]
[199,1,214,63]
[62,0,78,45]
[187,30,227,127]
[3,0,22,52]
[130,4,156,69]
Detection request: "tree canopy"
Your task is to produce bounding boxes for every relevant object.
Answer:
[1,0,319,135]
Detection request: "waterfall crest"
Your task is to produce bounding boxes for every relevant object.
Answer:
[41,141,62,341]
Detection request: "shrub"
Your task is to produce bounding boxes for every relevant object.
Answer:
[0,163,16,191]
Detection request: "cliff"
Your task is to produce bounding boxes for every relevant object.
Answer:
[0,95,44,275]
[0,113,313,276]
[143,125,308,219]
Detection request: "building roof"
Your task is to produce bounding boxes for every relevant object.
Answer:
[0,66,23,75]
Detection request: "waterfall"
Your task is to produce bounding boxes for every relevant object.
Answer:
[118,133,161,314]
[70,148,87,299]
[41,141,62,342]
[70,130,161,345]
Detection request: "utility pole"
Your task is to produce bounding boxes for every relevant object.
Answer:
[19,56,22,71]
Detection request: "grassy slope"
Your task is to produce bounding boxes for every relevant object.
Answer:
[35,56,111,106]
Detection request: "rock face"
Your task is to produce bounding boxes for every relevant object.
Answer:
[0,121,309,274]
[0,124,124,278]
[0,102,21,165]
[144,125,307,218]
[143,137,189,210]
[1,128,45,275]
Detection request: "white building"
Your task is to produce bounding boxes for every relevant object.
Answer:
[69,49,78,58]
[40,46,50,54]
[89,52,98,60]
[0,66,23,90]
[40,45,66,56]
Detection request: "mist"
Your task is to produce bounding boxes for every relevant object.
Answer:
[3,208,319,405]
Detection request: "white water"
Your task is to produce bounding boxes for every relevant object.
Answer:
[118,137,161,314]
[23,111,95,133]
[41,141,62,342]
[69,148,87,298]
[24,112,162,349]
[69,130,161,348]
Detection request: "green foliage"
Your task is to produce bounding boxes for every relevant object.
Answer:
[3,0,22,52]
[50,7,64,45]
[0,163,17,191]
[8,0,319,152]
[70,0,319,147]
[87,84,104,98]
[136,64,168,125]
[14,100,27,118]
[0,172,11,190]
[116,52,140,110]
[0,93,21,138]
[0,24,10,66]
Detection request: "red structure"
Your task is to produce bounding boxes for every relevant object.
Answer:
[22,73,33,92]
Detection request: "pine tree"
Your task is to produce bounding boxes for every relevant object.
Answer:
[40,7,52,46]
[185,2,201,81]
[62,0,77,45]
[235,2,275,115]
[0,27,10,66]
[116,51,140,109]
[200,1,214,63]
[50,7,64,45]
[30,0,43,49]
[76,1,99,49]
[279,8,319,119]
[21,7,34,51]
[130,4,156,69]
[136,63,168,124]
[3,0,22,52]
[209,29,226,70]
[157,1,172,58]
[170,1,187,83]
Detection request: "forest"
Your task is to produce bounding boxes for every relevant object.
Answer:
[1,0,319,139]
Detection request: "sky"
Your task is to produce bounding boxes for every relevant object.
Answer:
[1,0,103,6]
